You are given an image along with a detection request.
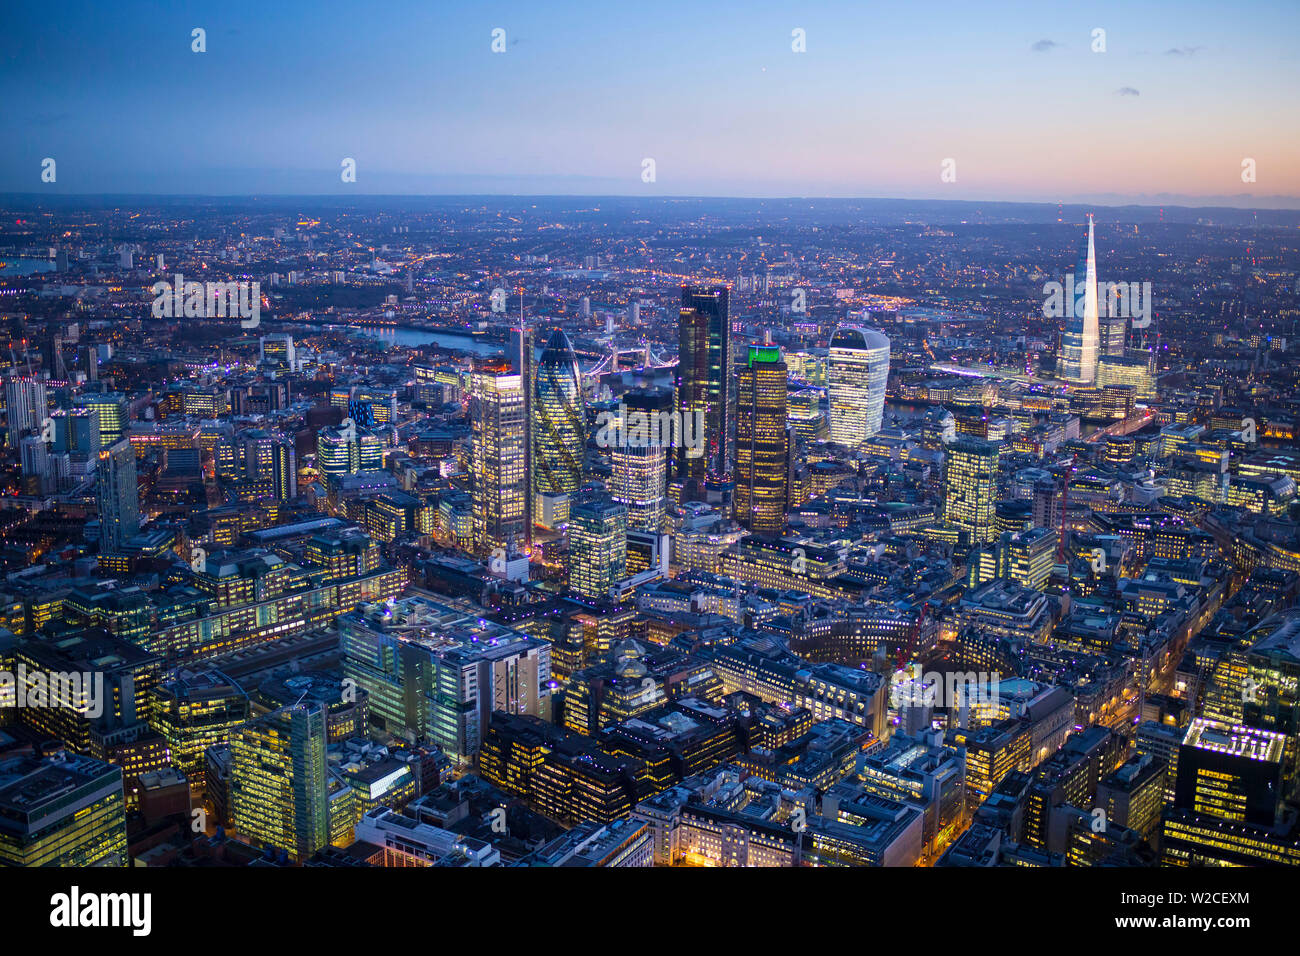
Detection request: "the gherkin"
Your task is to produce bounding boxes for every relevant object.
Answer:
[532,328,585,497]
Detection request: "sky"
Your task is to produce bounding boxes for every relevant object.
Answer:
[2,0,1298,205]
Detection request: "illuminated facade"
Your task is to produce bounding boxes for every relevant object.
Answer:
[569,493,627,600]
[828,325,889,445]
[734,346,788,536]
[611,388,671,534]
[471,357,527,556]
[1059,215,1100,384]
[230,702,330,862]
[0,753,128,866]
[942,439,1000,546]
[532,329,585,509]
[676,286,732,489]
[316,425,383,477]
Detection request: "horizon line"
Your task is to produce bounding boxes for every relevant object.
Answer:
[2,191,1300,214]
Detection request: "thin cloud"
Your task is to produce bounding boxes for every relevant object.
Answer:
[1165,45,1203,56]
[1031,39,1062,52]
[1116,87,1141,96]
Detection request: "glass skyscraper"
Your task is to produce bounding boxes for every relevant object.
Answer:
[471,356,527,557]
[1059,215,1100,384]
[611,387,671,534]
[568,492,627,600]
[828,325,889,445]
[676,286,732,493]
[735,345,789,536]
[533,328,585,505]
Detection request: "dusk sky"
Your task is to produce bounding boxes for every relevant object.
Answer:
[3,0,1298,205]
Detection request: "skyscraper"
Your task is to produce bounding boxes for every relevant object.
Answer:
[1059,215,1100,384]
[533,328,585,512]
[942,439,1000,547]
[230,702,330,862]
[569,492,627,600]
[676,286,732,493]
[471,356,527,557]
[828,325,890,445]
[611,387,671,534]
[4,374,47,445]
[96,437,140,553]
[734,345,789,536]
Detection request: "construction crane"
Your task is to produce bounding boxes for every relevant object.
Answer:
[1055,452,1080,567]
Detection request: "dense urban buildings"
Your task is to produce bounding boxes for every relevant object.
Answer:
[0,189,1296,886]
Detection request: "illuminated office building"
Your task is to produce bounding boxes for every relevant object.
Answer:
[996,526,1056,591]
[96,438,141,553]
[241,430,296,500]
[788,387,825,440]
[828,325,889,444]
[533,328,585,510]
[151,670,251,790]
[1058,215,1100,384]
[230,702,330,862]
[734,345,789,536]
[339,598,551,762]
[74,393,127,445]
[0,752,128,866]
[1097,351,1155,401]
[258,333,296,370]
[471,356,527,556]
[611,387,671,533]
[1161,717,1300,866]
[569,492,627,601]
[676,286,732,491]
[316,425,382,477]
[942,439,1000,546]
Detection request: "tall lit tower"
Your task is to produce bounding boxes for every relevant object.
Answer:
[828,325,890,445]
[1059,215,1100,384]
[611,387,671,533]
[96,438,141,553]
[471,356,527,557]
[942,439,1000,547]
[676,286,732,495]
[532,329,585,512]
[4,374,47,445]
[734,345,789,536]
[568,492,627,600]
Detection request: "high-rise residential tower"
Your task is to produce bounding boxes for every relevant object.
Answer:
[533,328,585,512]
[4,374,47,445]
[676,286,732,494]
[828,325,890,445]
[96,437,141,553]
[734,345,789,536]
[1059,215,1100,384]
[471,356,527,557]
